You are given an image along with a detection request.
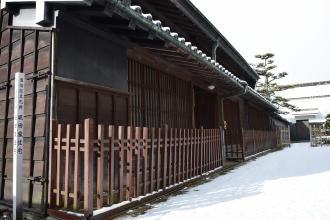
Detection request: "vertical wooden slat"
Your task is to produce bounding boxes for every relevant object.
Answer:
[73,124,80,210]
[64,125,71,208]
[193,129,197,176]
[190,129,194,177]
[197,128,200,175]
[150,128,155,192]
[173,128,177,184]
[108,125,115,205]
[182,129,186,180]
[134,127,141,197]
[186,129,190,179]
[202,128,207,173]
[214,129,217,168]
[211,129,214,170]
[219,129,222,166]
[156,128,161,191]
[118,126,124,202]
[56,124,62,207]
[198,128,203,175]
[97,125,104,208]
[210,129,213,170]
[168,128,172,186]
[163,125,168,189]
[217,129,220,166]
[206,129,208,171]
[126,126,133,200]
[178,128,182,182]
[84,119,94,218]
[216,129,219,167]
[142,127,148,195]
[241,128,245,160]
[208,129,211,171]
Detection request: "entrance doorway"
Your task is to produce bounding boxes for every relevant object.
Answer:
[194,86,219,128]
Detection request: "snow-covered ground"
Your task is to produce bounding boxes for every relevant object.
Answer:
[121,143,330,220]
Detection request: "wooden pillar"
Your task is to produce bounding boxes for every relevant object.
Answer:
[84,119,94,218]
[219,98,226,162]
[191,82,196,128]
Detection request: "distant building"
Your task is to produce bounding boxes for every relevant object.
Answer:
[277,81,330,141]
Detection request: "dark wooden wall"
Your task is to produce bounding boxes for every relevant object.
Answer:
[0,10,52,210]
[128,58,193,128]
[223,98,241,146]
[246,103,272,130]
[294,120,310,141]
[223,99,241,131]
[194,89,219,128]
[55,14,128,92]
[54,81,129,126]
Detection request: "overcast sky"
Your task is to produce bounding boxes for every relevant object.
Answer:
[190,0,330,84]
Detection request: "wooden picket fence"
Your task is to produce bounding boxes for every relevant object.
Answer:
[242,129,277,157]
[48,119,223,217]
[224,129,243,160]
[276,127,291,147]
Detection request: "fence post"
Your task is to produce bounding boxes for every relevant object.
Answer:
[134,127,141,197]
[97,125,104,209]
[56,124,62,207]
[219,127,223,166]
[142,127,148,195]
[241,128,245,160]
[48,120,57,208]
[84,119,94,219]
[200,127,203,175]
[118,126,124,202]
[252,129,256,155]
[73,124,80,210]
[163,124,168,189]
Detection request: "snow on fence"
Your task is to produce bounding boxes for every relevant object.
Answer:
[48,119,223,218]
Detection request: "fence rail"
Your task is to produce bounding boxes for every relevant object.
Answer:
[224,129,243,160]
[242,129,277,157]
[276,127,291,147]
[48,119,223,217]
[225,129,277,160]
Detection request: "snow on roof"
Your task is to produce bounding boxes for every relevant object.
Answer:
[292,109,320,116]
[309,118,326,123]
[277,84,330,99]
[110,1,276,110]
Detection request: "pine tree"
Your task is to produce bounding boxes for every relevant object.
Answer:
[251,53,299,114]
[325,114,330,130]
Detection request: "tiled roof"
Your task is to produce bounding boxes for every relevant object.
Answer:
[108,0,276,110]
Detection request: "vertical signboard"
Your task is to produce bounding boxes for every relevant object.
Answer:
[13,72,25,220]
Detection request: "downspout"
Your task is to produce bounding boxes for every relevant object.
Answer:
[212,39,220,61]
[44,11,57,215]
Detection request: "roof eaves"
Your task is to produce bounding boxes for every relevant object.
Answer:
[171,0,259,80]
[105,0,275,110]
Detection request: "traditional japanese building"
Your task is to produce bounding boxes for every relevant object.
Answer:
[277,81,330,141]
[0,0,289,218]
